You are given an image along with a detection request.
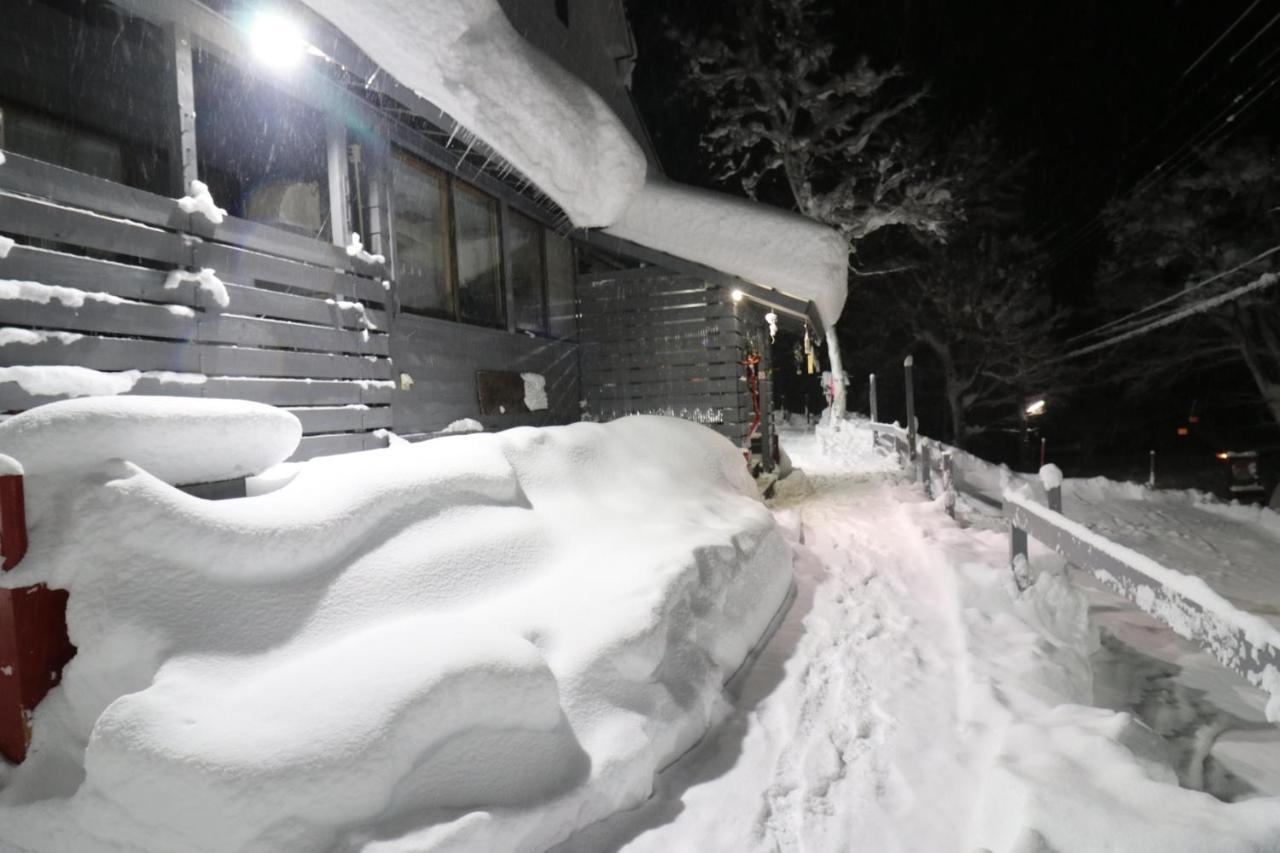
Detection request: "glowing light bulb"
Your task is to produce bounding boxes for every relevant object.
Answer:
[731,289,744,303]
[250,11,307,71]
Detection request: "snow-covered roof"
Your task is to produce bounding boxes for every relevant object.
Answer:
[299,0,849,325]
[299,0,646,228]
[605,179,850,326]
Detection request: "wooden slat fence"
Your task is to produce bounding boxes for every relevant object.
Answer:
[0,152,391,460]
[577,272,750,440]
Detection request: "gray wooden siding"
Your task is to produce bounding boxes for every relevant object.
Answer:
[389,312,579,438]
[577,270,750,441]
[0,152,394,461]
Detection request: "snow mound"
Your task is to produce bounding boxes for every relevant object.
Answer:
[440,418,484,434]
[1039,463,1063,491]
[299,0,646,228]
[176,179,227,225]
[522,372,548,412]
[0,416,791,853]
[0,397,301,484]
[605,178,850,325]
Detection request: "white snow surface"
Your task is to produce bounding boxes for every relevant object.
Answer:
[298,0,646,228]
[176,180,227,225]
[440,418,484,434]
[1039,462,1063,491]
[0,453,21,477]
[0,366,206,399]
[344,232,386,266]
[522,372,548,412]
[558,420,1280,852]
[0,416,791,853]
[605,178,850,326]
[0,397,301,484]
[164,268,230,309]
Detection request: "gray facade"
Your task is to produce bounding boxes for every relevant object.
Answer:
[0,0,773,462]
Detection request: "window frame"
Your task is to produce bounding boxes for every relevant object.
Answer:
[449,176,507,330]
[389,145,456,320]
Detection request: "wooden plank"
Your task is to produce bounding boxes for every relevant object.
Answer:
[0,330,391,380]
[291,432,377,462]
[287,405,393,434]
[0,244,193,305]
[198,347,391,380]
[578,289,721,313]
[0,374,204,413]
[202,377,393,406]
[196,315,389,356]
[194,242,387,305]
[580,346,742,372]
[0,193,190,266]
[190,214,387,278]
[0,152,187,231]
[0,333,201,373]
[220,283,388,331]
[0,295,198,341]
[584,362,745,384]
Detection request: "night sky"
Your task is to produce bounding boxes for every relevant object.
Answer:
[631,0,1276,302]
[629,0,1280,475]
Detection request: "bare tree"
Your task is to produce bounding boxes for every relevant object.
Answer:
[1100,138,1280,430]
[676,0,955,416]
[862,122,1065,445]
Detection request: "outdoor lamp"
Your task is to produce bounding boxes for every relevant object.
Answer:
[249,11,309,71]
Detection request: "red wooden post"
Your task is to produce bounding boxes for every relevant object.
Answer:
[0,471,75,764]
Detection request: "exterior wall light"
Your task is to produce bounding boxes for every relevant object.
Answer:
[1024,398,1046,417]
[730,289,744,303]
[250,11,309,71]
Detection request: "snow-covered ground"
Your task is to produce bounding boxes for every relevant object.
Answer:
[2,411,1278,852]
[952,450,1280,629]
[555,421,1280,852]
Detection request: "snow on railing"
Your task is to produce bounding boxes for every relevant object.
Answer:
[1004,489,1280,722]
[866,417,1280,721]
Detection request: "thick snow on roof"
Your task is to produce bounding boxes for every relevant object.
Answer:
[299,0,646,228]
[606,178,850,325]
[0,415,790,853]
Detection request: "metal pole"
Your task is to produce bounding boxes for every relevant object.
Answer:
[869,373,878,423]
[1148,450,1156,489]
[904,355,917,463]
[759,325,774,474]
[1040,436,1047,468]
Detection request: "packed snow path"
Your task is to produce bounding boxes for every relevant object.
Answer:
[557,424,1280,853]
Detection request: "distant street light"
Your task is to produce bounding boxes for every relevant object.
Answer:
[1024,398,1047,417]
[249,11,309,71]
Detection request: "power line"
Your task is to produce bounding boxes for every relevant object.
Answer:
[1183,0,1263,77]
[1067,242,1280,344]
[1054,271,1280,363]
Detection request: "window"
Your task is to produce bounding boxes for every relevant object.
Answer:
[508,211,546,334]
[193,48,331,239]
[0,0,173,194]
[391,149,453,314]
[453,181,504,327]
[546,232,576,339]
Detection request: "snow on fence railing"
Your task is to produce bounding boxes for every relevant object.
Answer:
[866,414,1280,719]
[1004,489,1280,720]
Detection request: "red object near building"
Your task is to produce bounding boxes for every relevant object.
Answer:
[0,473,76,764]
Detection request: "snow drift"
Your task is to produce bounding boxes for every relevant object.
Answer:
[0,415,792,853]
[0,397,301,484]
[298,0,646,228]
[605,178,850,325]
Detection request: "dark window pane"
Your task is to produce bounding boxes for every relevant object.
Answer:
[193,48,330,239]
[454,182,503,326]
[0,0,173,194]
[509,211,546,334]
[391,150,452,314]
[546,233,576,339]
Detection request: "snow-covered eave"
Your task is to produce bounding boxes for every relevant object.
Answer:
[603,178,849,328]
[298,0,646,228]
[582,229,825,332]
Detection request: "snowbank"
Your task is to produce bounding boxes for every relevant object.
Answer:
[0,397,301,484]
[299,0,646,228]
[605,178,849,325]
[0,416,791,853]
